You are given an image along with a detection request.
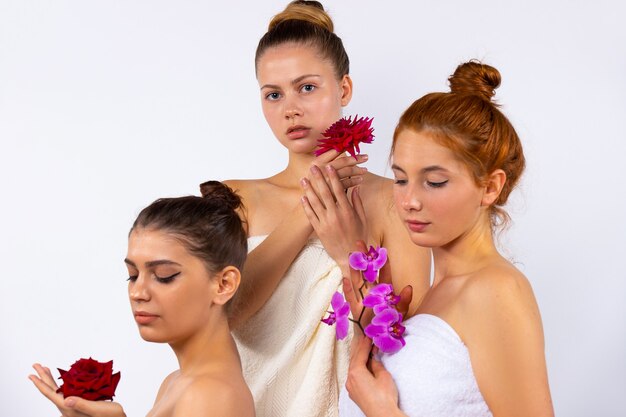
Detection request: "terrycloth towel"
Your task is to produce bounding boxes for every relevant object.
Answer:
[234,236,352,417]
[339,314,492,417]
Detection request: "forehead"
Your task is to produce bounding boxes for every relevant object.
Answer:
[127,228,189,261]
[392,130,462,170]
[256,42,332,82]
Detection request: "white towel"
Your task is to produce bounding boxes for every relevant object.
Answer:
[339,314,492,417]
[234,236,352,417]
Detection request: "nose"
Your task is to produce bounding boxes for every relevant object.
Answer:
[129,274,150,302]
[401,188,423,212]
[284,96,303,120]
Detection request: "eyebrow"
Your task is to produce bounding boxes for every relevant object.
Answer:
[124,258,182,268]
[260,74,321,90]
[390,164,449,174]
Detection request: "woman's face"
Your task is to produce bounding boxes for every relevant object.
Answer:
[391,129,487,248]
[257,43,352,154]
[125,228,218,344]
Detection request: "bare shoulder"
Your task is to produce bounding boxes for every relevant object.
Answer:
[153,371,178,404]
[173,375,255,417]
[456,261,542,342]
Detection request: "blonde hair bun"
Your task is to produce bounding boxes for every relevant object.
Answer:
[269,1,333,32]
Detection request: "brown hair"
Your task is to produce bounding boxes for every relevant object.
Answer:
[131,181,247,274]
[392,61,525,227]
[255,1,349,79]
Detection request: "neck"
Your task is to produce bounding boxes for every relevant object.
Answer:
[431,216,501,285]
[274,151,317,188]
[169,310,238,376]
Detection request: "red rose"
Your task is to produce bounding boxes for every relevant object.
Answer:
[56,357,121,401]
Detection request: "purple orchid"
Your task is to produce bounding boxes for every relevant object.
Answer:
[363,283,401,314]
[321,291,350,340]
[349,246,388,283]
[364,307,406,354]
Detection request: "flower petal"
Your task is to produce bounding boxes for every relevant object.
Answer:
[374,334,405,354]
[363,264,378,283]
[370,247,388,269]
[349,252,368,270]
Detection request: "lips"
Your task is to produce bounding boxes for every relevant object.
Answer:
[406,220,430,233]
[286,125,311,140]
[134,311,159,325]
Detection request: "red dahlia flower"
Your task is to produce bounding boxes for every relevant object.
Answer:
[314,115,374,158]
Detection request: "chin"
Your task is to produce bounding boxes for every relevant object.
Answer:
[137,328,169,344]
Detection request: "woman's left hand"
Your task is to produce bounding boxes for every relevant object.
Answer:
[345,336,407,417]
[300,164,368,275]
[29,363,126,417]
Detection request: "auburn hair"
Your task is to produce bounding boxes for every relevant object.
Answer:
[392,61,525,227]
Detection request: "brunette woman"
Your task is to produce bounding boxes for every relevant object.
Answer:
[30,182,255,417]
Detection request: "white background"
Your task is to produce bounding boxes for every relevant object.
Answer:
[1,1,625,416]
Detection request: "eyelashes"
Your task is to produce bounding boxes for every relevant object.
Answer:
[126,272,181,284]
[427,180,449,188]
[155,272,180,284]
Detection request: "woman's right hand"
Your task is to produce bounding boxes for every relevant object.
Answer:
[29,363,126,417]
[309,150,368,190]
[345,336,408,417]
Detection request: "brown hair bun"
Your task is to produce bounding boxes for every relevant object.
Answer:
[448,60,501,102]
[199,180,242,211]
[269,1,333,32]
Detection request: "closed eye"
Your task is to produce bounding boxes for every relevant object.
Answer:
[155,272,181,284]
[427,180,448,188]
[127,275,138,282]
[394,179,407,185]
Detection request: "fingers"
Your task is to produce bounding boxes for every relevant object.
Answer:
[300,195,320,228]
[66,396,125,417]
[325,166,351,208]
[396,285,413,317]
[369,354,388,377]
[309,165,338,208]
[28,372,65,409]
[351,335,374,368]
[342,277,362,320]
[378,251,393,285]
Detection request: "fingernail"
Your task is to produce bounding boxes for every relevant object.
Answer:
[310,165,319,174]
[300,178,307,187]
[362,155,369,161]
[65,398,76,407]
[325,165,333,172]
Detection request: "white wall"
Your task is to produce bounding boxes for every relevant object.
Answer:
[1,1,624,416]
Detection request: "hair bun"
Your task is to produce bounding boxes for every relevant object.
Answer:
[449,60,501,102]
[199,181,242,211]
[269,1,333,32]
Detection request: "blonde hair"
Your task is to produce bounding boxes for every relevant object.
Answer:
[255,1,349,79]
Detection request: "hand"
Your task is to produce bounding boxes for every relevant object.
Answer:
[300,164,368,273]
[29,363,126,417]
[345,336,404,417]
[309,150,368,190]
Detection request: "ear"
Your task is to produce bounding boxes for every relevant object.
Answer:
[481,169,506,206]
[339,74,353,107]
[212,266,241,306]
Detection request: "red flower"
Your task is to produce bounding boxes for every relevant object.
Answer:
[56,357,121,401]
[314,115,375,158]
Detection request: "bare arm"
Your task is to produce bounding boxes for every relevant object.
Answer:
[463,270,554,417]
[225,152,368,329]
[229,197,314,329]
